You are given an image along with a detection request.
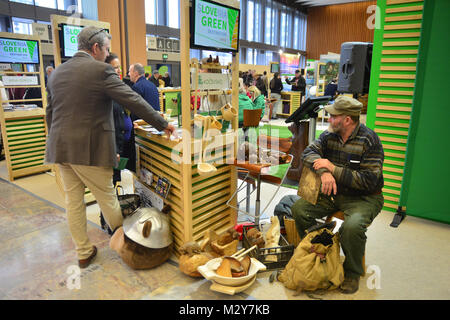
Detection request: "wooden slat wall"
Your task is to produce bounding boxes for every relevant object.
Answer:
[135,133,235,255]
[306,0,376,60]
[373,0,424,211]
[2,116,51,180]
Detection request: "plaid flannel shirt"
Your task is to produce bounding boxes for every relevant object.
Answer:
[302,123,384,196]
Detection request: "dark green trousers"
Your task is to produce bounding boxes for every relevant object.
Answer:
[291,193,384,279]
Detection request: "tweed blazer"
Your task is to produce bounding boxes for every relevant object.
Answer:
[45,52,168,168]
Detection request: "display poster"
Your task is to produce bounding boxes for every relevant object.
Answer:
[194,0,239,51]
[62,24,83,57]
[306,59,316,86]
[280,53,299,76]
[0,38,39,64]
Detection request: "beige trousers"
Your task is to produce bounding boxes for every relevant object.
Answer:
[58,163,123,259]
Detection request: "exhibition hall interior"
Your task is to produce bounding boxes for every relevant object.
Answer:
[0,0,448,301]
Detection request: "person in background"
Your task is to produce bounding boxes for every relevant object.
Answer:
[261,71,269,98]
[145,73,150,80]
[149,70,160,87]
[102,53,136,234]
[285,69,306,97]
[255,74,267,98]
[270,72,283,119]
[129,63,160,112]
[45,66,54,85]
[324,77,339,101]
[105,54,136,176]
[238,84,257,127]
[158,74,165,88]
[291,96,384,294]
[248,85,265,120]
[0,79,8,161]
[162,72,172,87]
[45,26,175,268]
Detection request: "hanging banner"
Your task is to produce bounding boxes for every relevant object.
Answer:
[192,72,230,90]
[0,38,40,64]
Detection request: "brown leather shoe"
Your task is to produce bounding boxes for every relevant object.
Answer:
[340,276,360,294]
[78,246,97,269]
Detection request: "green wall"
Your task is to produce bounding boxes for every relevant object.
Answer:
[400,0,450,223]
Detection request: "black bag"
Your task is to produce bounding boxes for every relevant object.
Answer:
[100,193,141,235]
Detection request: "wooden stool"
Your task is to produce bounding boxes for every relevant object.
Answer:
[326,211,366,276]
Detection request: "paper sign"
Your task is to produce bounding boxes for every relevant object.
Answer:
[134,179,164,211]
[2,76,39,86]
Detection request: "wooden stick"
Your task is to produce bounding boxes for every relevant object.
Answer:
[231,248,246,258]
[234,245,258,260]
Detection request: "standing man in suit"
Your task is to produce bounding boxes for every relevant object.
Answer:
[45,26,175,268]
[129,63,160,112]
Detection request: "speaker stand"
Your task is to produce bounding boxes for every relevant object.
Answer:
[390,206,406,228]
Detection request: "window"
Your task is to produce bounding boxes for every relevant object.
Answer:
[167,0,179,28]
[35,0,57,9]
[10,0,35,5]
[145,0,157,25]
[280,12,286,48]
[264,7,271,44]
[12,17,34,35]
[247,1,254,42]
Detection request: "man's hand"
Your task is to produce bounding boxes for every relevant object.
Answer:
[116,154,120,162]
[313,158,335,173]
[163,123,176,138]
[321,172,337,196]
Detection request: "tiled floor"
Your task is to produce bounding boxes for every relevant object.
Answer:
[0,114,449,300]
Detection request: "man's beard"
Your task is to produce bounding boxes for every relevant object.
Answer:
[328,122,342,135]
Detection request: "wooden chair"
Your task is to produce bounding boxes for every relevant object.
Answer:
[326,211,366,276]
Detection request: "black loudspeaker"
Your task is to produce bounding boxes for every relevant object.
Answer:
[337,42,373,94]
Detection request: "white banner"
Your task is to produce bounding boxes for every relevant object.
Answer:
[192,72,230,90]
[2,76,39,86]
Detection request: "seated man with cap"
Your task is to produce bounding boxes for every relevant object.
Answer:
[291,95,385,294]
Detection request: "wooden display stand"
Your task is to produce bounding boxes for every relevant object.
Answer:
[0,32,51,181]
[50,15,110,203]
[133,0,240,255]
[278,91,302,117]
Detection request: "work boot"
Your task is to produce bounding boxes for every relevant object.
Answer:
[340,276,360,294]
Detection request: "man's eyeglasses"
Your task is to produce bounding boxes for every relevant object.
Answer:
[88,28,108,41]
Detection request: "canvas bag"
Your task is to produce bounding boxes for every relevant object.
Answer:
[278,223,344,292]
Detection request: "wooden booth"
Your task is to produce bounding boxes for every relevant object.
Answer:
[134,0,240,255]
[0,32,51,181]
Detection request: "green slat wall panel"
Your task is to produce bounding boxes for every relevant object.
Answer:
[366,0,424,212]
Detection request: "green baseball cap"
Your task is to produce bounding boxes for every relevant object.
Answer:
[325,95,363,116]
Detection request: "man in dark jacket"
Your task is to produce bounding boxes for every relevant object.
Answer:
[45,26,175,268]
[285,69,306,96]
[149,70,160,87]
[129,63,161,112]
